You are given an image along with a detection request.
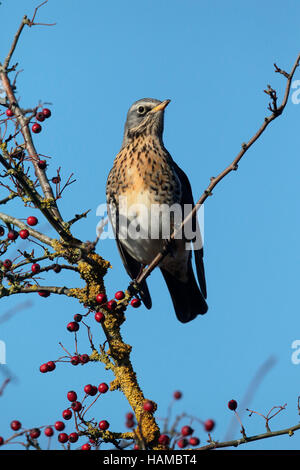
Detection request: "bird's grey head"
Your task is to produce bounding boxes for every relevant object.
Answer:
[121,98,170,148]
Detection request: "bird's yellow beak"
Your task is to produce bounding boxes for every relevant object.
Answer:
[150,99,171,113]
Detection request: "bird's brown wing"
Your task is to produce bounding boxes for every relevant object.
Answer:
[170,160,207,299]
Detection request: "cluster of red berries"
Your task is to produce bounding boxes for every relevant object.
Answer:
[32,108,51,134]
[39,361,56,373]
[125,412,135,429]
[176,425,200,448]
[83,382,108,396]
[40,354,90,372]
[1,217,40,272]
[63,387,109,448]
[1,216,38,249]
[66,292,141,332]
[96,291,141,311]
[0,418,79,447]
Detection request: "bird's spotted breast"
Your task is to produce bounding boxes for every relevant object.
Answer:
[106,135,181,207]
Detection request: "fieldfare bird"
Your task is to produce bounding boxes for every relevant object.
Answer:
[106,98,208,323]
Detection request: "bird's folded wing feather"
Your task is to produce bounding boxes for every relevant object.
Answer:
[170,160,207,299]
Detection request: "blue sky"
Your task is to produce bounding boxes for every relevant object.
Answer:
[1,0,300,450]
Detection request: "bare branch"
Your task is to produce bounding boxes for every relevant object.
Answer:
[197,422,300,450]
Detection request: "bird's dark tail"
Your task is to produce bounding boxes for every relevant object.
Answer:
[160,261,208,323]
[139,280,152,310]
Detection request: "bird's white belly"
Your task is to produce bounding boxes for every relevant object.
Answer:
[109,191,182,265]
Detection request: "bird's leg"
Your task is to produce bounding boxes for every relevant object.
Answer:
[130,264,146,294]
[137,263,146,278]
[128,280,141,296]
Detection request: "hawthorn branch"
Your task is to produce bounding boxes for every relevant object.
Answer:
[0,2,65,233]
[0,73,62,218]
[3,16,28,72]
[136,52,300,286]
[197,422,300,450]
[0,210,53,245]
[0,285,73,298]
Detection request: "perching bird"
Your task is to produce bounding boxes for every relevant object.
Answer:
[106,98,208,323]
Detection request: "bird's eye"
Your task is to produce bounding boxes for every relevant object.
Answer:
[137,106,146,115]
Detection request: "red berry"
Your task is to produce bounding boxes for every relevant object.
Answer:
[47,361,56,371]
[42,108,51,118]
[10,420,21,431]
[58,432,69,443]
[228,399,238,411]
[98,382,109,394]
[31,263,41,274]
[81,443,91,450]
[126,420,135,428]
[32,123,42,134]
[67,321,79,332]
[62,409,72,420]
[90,386,98,396]
[67,391,77,402]
[73,314,82,322]
[3,259,12,269]
[130,298,141,308]
[177,438,188,448]
[115,291,125,300]
[84,384,97,396]
[68,432,78,443]
[84,384,93,395]
[95,311,105,323]
[71,356,80,365]
[96,293,106,304]
[158,434,170,445]
[38,290,50,297]
[133,444,139,450]
[173,390,182,400]
[79,354,89,364]
[204,419,215,432]
[36,112,45,122]
[27,216,38,226]
[6,109,14,117]
[126,412,134,421]
[37,160,47,170]
[39,363,49,373]
[181,425,193,437]
[107,300,117,311]
[7,230,18,241]
[54,421,65,431]
[71,401,82,412]
[0,437,4,445]
[30,428,41,439]
[53,264,61,273]
[19,229,29,239]
[143,401,154,412]
[44,426,54,437]
[52,176,61,184]
[99,420,109,431]
[189,437,200,446]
